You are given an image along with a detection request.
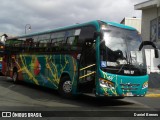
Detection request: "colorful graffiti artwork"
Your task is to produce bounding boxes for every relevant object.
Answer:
[12,54,148,96]
[13,54,78,92]
[33,58,41,76]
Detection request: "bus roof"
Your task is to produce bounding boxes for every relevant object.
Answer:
[17,20,100,38]
[104,21,136,31]
[10,20,137,39]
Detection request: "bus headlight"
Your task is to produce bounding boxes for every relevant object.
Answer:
[99,78,114,88]
[142,82,148,89]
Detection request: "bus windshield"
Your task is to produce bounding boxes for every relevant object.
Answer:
[100,25,147,76]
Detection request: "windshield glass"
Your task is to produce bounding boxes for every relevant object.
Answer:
[100,25,146,76]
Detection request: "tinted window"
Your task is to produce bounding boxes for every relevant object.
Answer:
[78,26,95,44]
[66,36,79,46]
[67,37,75,45]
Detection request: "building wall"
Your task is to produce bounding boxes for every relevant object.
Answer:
[125,18,141,33]
[135,0,160,87]
[145,49,160,74]
[141,7,160,42]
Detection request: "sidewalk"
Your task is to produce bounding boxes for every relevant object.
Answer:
[146,88,160,97]
[146,73,160,97]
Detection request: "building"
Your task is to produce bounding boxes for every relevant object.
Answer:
[135,0,160,47]
[120,17,142,33]
[0,33,15,39]
[135,0,160,88]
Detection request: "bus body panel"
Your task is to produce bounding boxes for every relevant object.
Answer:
[0,63,2,72]
[97,70,148,97]
[13,54,78,92]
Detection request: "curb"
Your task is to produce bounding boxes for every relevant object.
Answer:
[145,94,160,97]
[146,88,160,97]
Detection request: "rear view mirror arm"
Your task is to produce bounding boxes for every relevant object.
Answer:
[139,41,159,58]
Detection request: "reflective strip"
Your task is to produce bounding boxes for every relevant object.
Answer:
[80,64,96,71]
[79,71,96,79]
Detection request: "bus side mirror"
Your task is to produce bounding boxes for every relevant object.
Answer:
[158,64,160,70]
[155,49,159,58]
[139,41,159,58]
[94,32,103,40]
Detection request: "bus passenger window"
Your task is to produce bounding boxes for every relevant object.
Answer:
[34,42,40,47]
[73,36,79,45]
[67,37,75,45]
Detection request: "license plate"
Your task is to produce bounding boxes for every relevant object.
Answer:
[126,92,133,96]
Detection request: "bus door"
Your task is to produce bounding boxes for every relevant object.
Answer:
[78,42,96,93]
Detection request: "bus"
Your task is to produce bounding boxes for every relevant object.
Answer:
[0,42,5,74]
[2,20,159,98]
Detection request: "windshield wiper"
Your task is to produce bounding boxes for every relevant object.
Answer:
[117,64,125,73]
[129,53,132,65]
[117,51,128,73]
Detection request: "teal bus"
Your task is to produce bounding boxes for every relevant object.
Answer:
[0,42,5,73]
[2,20,159,98]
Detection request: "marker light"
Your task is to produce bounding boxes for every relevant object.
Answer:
[0,46,4,49]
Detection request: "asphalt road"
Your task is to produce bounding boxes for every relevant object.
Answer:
[0,76,159,120]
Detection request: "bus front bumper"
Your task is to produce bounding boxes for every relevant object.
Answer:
[97,73,149,97]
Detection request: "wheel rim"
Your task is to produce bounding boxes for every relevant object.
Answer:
[63,81,72,93]
[13,72,17,82]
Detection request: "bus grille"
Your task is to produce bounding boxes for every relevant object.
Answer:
[120,83,140,91]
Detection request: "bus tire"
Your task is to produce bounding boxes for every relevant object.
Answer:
[12,71,18,83]
[58,76,72,98]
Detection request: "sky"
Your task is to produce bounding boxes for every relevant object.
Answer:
[0,0,147,36]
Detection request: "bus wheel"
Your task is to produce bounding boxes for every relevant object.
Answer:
[58,76,72,98]
[12,71,18,83]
